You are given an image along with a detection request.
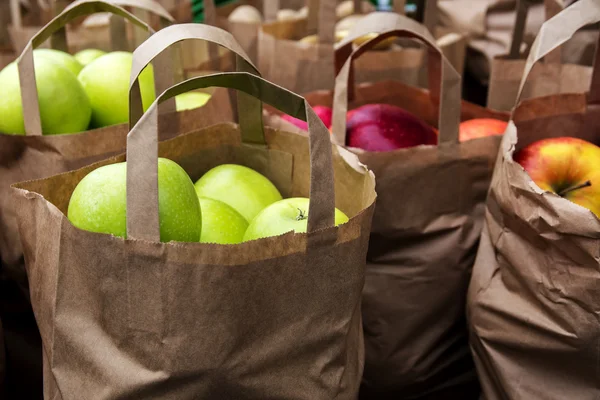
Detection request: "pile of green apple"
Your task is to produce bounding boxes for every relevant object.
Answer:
[0,48,211,135]
[67,159,349,244]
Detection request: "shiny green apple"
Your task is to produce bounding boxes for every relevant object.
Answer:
[35,48,83,76]
[0,55,91,135]
[68,157,201,242]
[175,91,212,111]
[77,51,155,128]
[243,197,349,241]
[198,197,248,244]
[74,48,106,66]
[194,164,282,223]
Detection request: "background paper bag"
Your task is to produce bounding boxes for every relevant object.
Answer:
[0,2,236,398]
[8,0,60,52]
[467,1,600,398]
[292,12,508,399]
[63,0,175,53]
[13,22,376,399]
[258,0,339,93]
[417,0,467,86]
[176,0,306,79]
[487,0,593,111]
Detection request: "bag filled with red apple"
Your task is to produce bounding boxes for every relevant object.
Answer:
[11,22,376,399]
[486,0,593,112]
[467,1,600,398]
[0,2,239,398]
[272,12,508,399]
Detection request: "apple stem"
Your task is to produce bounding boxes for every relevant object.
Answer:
[557,180,592,197]
[296,208,307,221]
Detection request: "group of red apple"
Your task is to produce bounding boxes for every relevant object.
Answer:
[282,103,600,218]
[282,103,509,148]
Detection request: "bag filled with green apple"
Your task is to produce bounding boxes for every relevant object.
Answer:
[11,22,377,399]
[0,1,238,398]
[268,12,507,399]
[467,0,600,398]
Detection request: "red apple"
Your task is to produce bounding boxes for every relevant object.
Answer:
[459,118,508,142]
[514,137,600,217]
[346,104,437,151]
[281,105,333,130]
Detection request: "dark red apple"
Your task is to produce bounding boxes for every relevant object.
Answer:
[346,104,437,151]
[459,118,508,142]
[281,105,333,130]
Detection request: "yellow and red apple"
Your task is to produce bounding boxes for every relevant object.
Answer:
[514,137,600,217]
[459,118,508,142]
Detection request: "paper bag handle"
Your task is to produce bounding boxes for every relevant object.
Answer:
[332,12,461,146]
[393,0,407,14]
[306,0,337,45]
[126,72,336,242]
[516,0,600,106]
[17,0,172,136]
[129,23,263,145]
[422,0,438,33]
[508,0,563,64]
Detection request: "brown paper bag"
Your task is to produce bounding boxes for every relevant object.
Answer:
[172,0,237,77]
[268,12,508,399]
[1,0,13,50]
[7,0,58,52]
[0,50,15,70]
[258,0,464,94]
[417,0,467,86]
[63,0,176,53]
[0,316,3,394]
[259,0,400,94]
[0,2,237,398]
[176,0,305,79]
[468,1,600,398]
[487,0,594,111]
[13,22,377,399]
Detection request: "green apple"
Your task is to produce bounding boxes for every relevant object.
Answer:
[74,48,106,66]
[243,197,349,241]
[194,164,282,223]
[175,91,212,112]
[77,51,155,128]
[0,55,91,135]
[198,197,248,244]
[34,48,83,76]
[68,157,201,242]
